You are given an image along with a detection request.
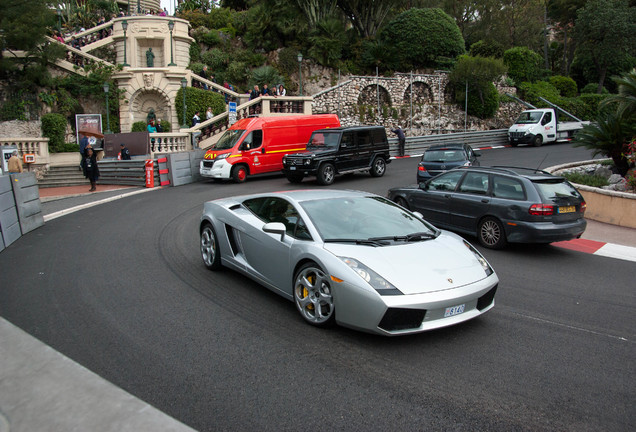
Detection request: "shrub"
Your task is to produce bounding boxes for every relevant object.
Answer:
[201,49,228,71]
[189,43,201,63]
[469,40,504,58]
[503,47,543,83]
[41,113,67,153]
[561,172,609,187]
[549,76,578,97]
[379,8,465,70]
[581,83,609,94]
[250,66,284,89]
[131,121,147,132]
[518,81,561,106]
[201,30,221,47]
[467,82,499,119]
[175,87,226,127]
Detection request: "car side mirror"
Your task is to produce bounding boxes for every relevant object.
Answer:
[419,182,428,190]
[263,222,286,241]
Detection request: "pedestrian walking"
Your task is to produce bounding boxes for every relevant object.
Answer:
[120,143,131,160]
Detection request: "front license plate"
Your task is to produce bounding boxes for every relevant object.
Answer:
[289,166,296,170]
[558,206,575,213]
[444,304,465,317]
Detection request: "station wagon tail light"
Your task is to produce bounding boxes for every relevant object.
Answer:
[581,201,587,213]
[529,204,554,216]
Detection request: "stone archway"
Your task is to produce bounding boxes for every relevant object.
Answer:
[404,82,434,106]
[129,88,171,126]
[357,84,392,107]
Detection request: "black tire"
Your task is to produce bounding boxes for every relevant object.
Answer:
[478,217,507,249]
[532,135,543,147]
[200,223,222,270]
[232,165,248,183]
[370,157,386,177]
[509,140,519,147]
[395,197,410,210]
[293,262,335,327]
[317,162,335,185]
[285,172,304,184]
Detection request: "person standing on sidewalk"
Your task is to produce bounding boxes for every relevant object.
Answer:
[120,143,131,160]
[391,125,406,157]
[8,150,23,173]
[81,146,99,192]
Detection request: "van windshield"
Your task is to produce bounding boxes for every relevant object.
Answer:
[514,112,542,124]
[212,129,246,150]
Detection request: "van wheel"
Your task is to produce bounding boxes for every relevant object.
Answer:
[317,163,335,185]
[370,157,386,177]
[232,165,248,183]
[285,173,304,184]
[532,135,543,147]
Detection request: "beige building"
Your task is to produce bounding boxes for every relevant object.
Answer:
[116,0,162,14]
[111,16,194,132]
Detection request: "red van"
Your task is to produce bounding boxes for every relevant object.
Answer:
[199,114,341,182]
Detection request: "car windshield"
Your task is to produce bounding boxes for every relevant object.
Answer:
[307,131,340,149]
[423,149,466,162]
[211,129,245,150]
[300,196,437,242]
[533,179,581,200]
[514,112,542,124]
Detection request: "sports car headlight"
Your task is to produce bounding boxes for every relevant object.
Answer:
[463,240,494,276]
[339,257,403,296]
[215,153,230,160]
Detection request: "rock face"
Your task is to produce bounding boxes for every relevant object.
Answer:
[311,72,524,135]
[0,120,42,138]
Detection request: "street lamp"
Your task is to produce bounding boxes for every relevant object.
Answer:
[121,20,130,67]
[181,78,188,128]
[137,0,141,14]
[167,21,176,66]
[56,9,62,31]
[103,82,112,134]
[297,53,303,96]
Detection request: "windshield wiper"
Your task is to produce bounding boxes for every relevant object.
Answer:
[368,232,438,243]
[324,238,389,247]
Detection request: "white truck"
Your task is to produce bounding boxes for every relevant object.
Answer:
[508,97,589,147]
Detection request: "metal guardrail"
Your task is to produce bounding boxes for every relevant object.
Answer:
[388,129,509,157]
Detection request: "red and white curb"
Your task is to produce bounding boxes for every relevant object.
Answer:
[553,239,636,263]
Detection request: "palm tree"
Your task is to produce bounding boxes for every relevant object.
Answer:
[602,71,636,122]
[574,112,631,176]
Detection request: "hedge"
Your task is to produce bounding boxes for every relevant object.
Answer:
[41,113,67,153]
[175,87,226,127]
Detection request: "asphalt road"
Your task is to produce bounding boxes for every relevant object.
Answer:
[1,143,634,431]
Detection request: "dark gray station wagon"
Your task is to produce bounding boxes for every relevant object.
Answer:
[388,166,587,249]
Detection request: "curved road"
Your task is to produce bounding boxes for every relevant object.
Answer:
[1,144,634,431]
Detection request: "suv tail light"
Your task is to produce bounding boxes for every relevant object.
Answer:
[529,204,554,216]
[581,201,587,213]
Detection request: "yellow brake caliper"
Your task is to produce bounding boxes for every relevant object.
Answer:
[304,274,315,310]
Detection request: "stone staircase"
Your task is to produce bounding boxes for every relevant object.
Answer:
[38,165,89,188]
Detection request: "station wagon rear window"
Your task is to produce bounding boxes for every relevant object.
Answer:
[533,179,581,200]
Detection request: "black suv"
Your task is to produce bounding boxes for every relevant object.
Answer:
[388,166,587,249]
[282,126,391,185]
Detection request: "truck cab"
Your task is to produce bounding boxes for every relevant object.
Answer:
[508,108,588,147]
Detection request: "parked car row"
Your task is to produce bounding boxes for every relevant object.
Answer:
[198,117,588,336]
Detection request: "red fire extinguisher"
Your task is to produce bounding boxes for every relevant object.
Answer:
[145,159,154,188]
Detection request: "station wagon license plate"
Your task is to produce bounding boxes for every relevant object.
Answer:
[558,206,575,213]
[444,304,465,317]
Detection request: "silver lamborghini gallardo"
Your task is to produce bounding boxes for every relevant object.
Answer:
[200,189,498,336]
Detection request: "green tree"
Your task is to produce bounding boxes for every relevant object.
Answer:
[503,46,543,84]
[379,8,465,70]
[573,0,636,93]
[449,55,506,118]
[336,0,401,38]
[574,112,632,176]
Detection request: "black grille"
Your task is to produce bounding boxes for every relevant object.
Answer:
[509,132,525,139]
[203,160,214,168]
[378,308,426,332]
[477,285,498,311]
